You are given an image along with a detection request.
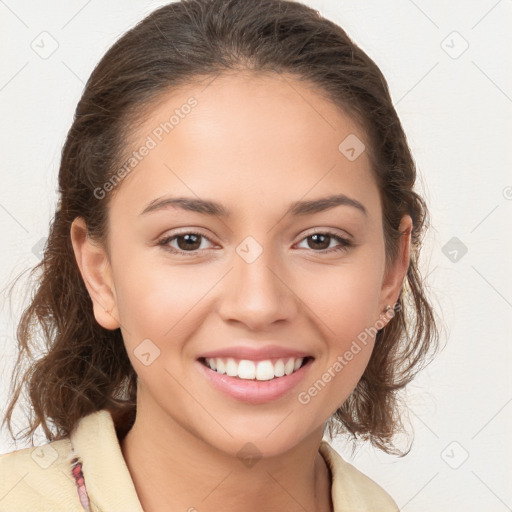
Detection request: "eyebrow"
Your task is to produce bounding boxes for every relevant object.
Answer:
[140,193,368,217]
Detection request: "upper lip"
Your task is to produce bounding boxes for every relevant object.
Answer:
[198,344,313,361]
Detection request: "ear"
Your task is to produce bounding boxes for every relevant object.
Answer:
[70,216,120,330]
[377,214,412,326]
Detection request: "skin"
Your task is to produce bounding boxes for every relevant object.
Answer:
[71,71,412,512]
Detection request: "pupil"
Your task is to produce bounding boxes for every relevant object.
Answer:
[178,234,200,250]
[310,234,329,250]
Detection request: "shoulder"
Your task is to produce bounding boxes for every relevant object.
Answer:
[0,436,84,511]
[1,408,144,512]
[319,440,399,512]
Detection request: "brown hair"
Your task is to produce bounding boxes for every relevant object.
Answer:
[3,0,439,455]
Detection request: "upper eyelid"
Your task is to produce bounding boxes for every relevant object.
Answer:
[299,226,353,240]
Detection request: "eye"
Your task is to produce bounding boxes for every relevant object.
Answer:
[296,231,352,254]
[157,231,216,256]
[157,229,352,257]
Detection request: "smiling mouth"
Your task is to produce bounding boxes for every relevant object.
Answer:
[198,356,313,381]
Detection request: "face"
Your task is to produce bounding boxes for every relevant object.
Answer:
[72,71,409,459]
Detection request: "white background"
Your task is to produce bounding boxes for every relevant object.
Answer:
[1,1,511,510]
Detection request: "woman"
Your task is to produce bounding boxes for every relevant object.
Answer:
[0,0,438,510]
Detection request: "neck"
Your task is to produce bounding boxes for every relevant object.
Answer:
[119,396,333,512]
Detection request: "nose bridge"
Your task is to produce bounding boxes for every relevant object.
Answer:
[217,235,297,328]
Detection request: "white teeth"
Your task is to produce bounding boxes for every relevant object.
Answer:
[216,359,226,374]
[238,360,255,379]
[255,360,274,381]
[204,356,307,381]
[226,358,238,377]
[274,359,285,377]
[284,358,295,376]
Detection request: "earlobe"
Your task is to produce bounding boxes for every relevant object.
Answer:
[70,217,120,330]
[378,215,413,326]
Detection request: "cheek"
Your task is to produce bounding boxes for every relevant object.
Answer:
[297,253,385,339]
[296,271,379,414]
[295,251,384,400]
[335,272,382,336]
[111,243,222,353]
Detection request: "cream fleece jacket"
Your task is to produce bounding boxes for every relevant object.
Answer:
[0,409,399,511]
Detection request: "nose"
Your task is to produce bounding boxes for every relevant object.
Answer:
[217,244,299,331]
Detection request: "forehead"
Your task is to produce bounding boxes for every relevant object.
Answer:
[110,71,379,223]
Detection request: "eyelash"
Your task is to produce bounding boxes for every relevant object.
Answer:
[157,230,352,257]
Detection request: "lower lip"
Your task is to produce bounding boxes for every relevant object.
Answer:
[196,358,313,404]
